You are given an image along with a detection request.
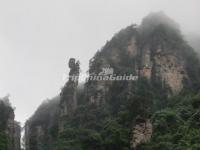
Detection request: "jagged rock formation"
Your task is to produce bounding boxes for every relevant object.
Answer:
[60,58,80,116]
[59,58,80,132]
[0,96,21,150]
[24,12,200,150]
[87,12,200,105]
[130,118,153,149]
[84,12,200,149]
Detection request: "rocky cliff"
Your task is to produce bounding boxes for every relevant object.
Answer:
[24,12,200,150]
[59,58,80,132]
[87,12,199,102]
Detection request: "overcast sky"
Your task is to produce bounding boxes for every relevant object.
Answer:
[0,0,200,124]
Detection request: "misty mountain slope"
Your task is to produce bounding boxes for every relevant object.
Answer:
[24,96,60,150]
[185,34,200,58]
[24,84,85,150]
[25,12,200,150]
[89,12,200,97]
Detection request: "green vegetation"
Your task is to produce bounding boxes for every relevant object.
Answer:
[138,94,200,150]
[55,80,200,150]
[0,98,14,150]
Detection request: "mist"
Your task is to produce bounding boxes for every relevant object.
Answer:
[0,0,200,124]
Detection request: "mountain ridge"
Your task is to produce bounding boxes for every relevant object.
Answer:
[24,12,200,150]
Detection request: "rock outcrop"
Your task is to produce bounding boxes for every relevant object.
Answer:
[130,118,153,149]
[59,58,80,132]
[60,58,80,116]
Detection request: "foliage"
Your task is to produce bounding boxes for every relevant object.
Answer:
[55,104,130,150]
[138,94,200,150]
[0,99,13,150]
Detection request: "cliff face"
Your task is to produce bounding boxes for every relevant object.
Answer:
[24,97,60,150]
[85,12,200,148]
[24,12,200,150]
[87,12,199,105]
[0,97,21,150]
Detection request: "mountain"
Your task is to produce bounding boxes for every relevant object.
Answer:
[0,96,21,150]
[24,12,200,150]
